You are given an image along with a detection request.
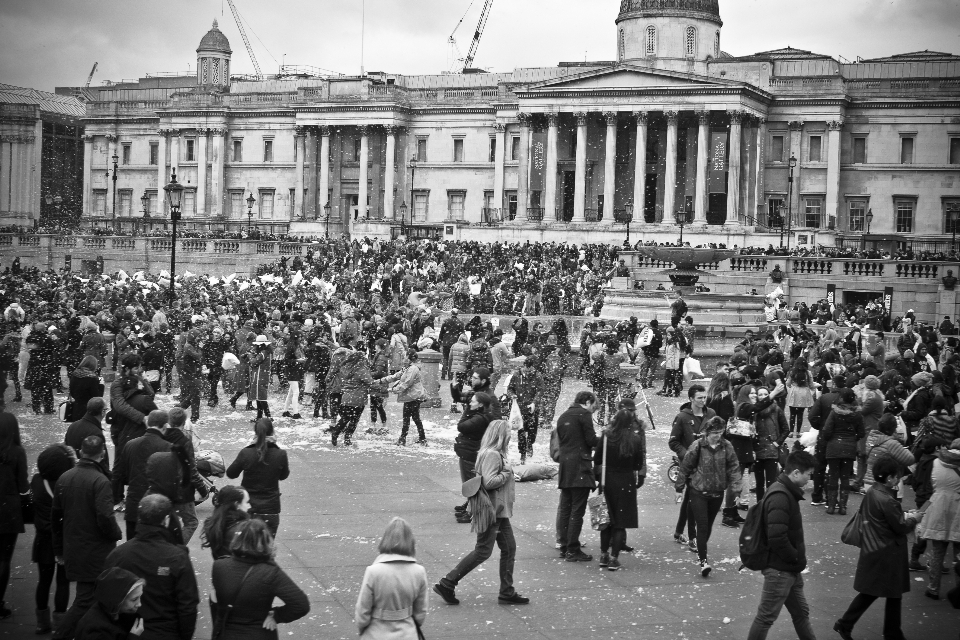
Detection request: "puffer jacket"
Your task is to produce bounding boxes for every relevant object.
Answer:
[821,401,866,459]
[454,408,490,463]
[676,436,741,496]
[339,351,375,407]
[449,335,471,374]
[465,339,493,373]
[864,430,915,485]
[763,475,807,573]
[325,346,351,394]
[755,401,789,460]
[387,363,426,403]
[917,411,960,446]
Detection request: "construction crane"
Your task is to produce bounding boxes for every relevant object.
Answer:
[226,0,263,80]
[84,62,98,88]
[462,0,493,72]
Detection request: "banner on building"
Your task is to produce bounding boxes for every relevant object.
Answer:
[882,286,894,317]
[529,130,547,192]
[826,283,836,308]
[709,131,728,193]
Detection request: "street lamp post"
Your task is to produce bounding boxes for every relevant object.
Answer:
[676,208,688,245]
[163,170,185,305]
[323,202,331,238]
[625,204,634,246]
[109,152,119,231]
[785,154,797,251]
[246,193,256,237]
[398,201,408,238]
[408,158,417,232]
[863,208,874,251]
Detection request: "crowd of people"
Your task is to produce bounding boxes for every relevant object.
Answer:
[1,238,959,638]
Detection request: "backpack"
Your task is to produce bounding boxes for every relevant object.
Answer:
[738,485,789,571]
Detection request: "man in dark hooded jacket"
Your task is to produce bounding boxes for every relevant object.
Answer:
[113,410,173,540]
[178,329,204,423]
[110,353,155,452]
[74,567,145,640]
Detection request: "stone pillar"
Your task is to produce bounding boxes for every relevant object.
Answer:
[753,117,767,223]
[169,130,180,179]
[384,125,397,219]
[196,129,208,216]
[493,123,506,219]
[211,128,225,217]
[632,112,647,225]
[82,134,93,217]
[573,112,588,223]
[294,126,305,219]
[826,120,843,230]
[788,121,804,223]
[662,111,678,226]
[305,128,317,219]
[543,116,558,223]
[156,130,168,216]
[0,139,11,213]
[694,111,709,224]
[417,348,443,408]
[319,126,331,214]
[358,125,370,224]
[725,111,743,225]
[517,113,531,222]
[602,112,618,225]
[105,135,117,218]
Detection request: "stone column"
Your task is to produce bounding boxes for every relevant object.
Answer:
[211,128,225,217]
[602,112,618,225]
[632,112,647,225]
[694,111,710,224]
[725,111,743,225]
[517,113,531,222]
[384,125,397,219]
[543,116,558,222]
[294,126,305,219]
[573,112,588,223]
[196,129,208,216]
[305,128,317,219]
[662,111,678,226]
[319,127,331,215]
[826,119,843,230]
[169,130,180,178]
[105,134,117,218]
[493,123,506,219]
[358,125,370,223]
[156,130,168,216]
[788,121,804,223]
[82,134,93,217]
[0,138,11,213]
[753,117,767,223]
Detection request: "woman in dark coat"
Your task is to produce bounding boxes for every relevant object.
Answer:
[31,443,75,634]
[0,412,28,619]
[211,519,309,640]
[834,457,923,640]
[67,356,104,422]
[26,324,59,415]
[821,388,865,515]
[226,419,290,537]
[452,392,493,523]
[593,403,646,571]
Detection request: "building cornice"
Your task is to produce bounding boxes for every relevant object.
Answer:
[81,117,160,125]
[515,85,773,104]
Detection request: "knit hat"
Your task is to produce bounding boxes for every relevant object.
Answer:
[863,375,881,390]
[903,350,915,360]
[884,352,900,362]
[877,412,898,436]
[911,371,934,387]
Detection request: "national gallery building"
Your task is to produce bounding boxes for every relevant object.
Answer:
[70,0,959,247]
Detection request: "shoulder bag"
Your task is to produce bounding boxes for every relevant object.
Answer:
[587,435,610,531]
[840,503,863,548]
[211,565,255,640]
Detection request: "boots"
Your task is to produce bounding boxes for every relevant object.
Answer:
[51,611,64,633]
[826,487,838,515]
[36,608,51,634]
[837,488,849,516]
[721,507,741,528]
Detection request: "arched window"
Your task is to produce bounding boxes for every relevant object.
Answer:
[685,26,696,57]
[715,31,721,57]
[646,26,657,56]
[619,29,626,61]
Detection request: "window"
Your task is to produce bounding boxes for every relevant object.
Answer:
[185,139,195,162]
[809,135,822,163]
[685,26,696,57]
[767,197,785,227]
[118,190,132,216]
[848,200,867,232]
[488,136,497,163]
[93,190,106,216]
[895,199,914,233]
[263,139,274,162]
[511,136,520,161]
[853,137,866,164]
[149,143,158,165]
[448,191,466,220]
[229,191,243,218]
[950,137,960,164]
[645,26,656,56]
[413,191,428,221]
[944,200,960,234]
[232,139,242,162]
[259,190,275,219]
[900,137,914,164]
[416,138,427,162]
[804,197,823,228]
[453,138,464,162]
[771,135,784,163]
[121,144,131,165]
[289,188,296,217]
[506,192,518,220]
[183,190,196,216]
[147,191,158,215]
[715,31,720,57]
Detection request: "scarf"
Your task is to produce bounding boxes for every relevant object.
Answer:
[72,366,98,379]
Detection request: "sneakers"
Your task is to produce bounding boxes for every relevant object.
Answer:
[291,413,302,420]
[498,593,530,605]
[673,533,688,545]
[565,551,593,562]
[700,559,712,577]
[722,517,740,528]
[908,558,925,572]
[432,583,459,605]
[607,557,622,572]
[810,498,826,506]
[833,621,854,640]
[599,552,610,568]
[281,411,292,417]
[688,540,698,554]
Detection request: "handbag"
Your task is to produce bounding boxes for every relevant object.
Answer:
[587,435,610,531]
[211,565,255,640]
[58,400,73,423]
[840,505,863,547]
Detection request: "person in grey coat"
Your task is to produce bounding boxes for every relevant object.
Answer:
[555,391,599,562]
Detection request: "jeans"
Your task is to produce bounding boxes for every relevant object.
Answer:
[837,593,902,639]
[370,395,387,423]
[600,527,627,557]
[334,405,364,440]
[401,401,425,441]
[53,580,96,640]
[811,444,828,502]
[746,568,816,640]
[441,517,516,597]
[179,378,202,421]
[31,384,54,413]
[174,500,199,543]
[928,540,954,594]
[556,487,590,554]
[251,512,280,537]
[789,407,805,433]
[281,381,300,414]
[675,485,697,540]
[255,400,271,421]
[638,352,659,387]
[689,491,723,562]
[35,561,70,611]
[754,459,780,501]
[827,458,854,497]
[516,405,539,457]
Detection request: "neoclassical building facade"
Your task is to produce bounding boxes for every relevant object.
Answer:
[74,1,960,247]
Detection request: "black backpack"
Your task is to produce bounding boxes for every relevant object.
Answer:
[738,485,789,571]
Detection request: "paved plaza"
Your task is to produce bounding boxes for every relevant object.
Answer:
[2,379,957,639]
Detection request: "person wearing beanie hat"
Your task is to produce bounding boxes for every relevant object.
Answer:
[821,388,865,515]
[852,376,886,491]
[915,432,960,598]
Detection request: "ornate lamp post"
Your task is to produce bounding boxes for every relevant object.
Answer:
[625,204,634,246]
[323,202,331,238]
[675,208,688,245]
[398,201,408,237]
[106,152,119,232]
[785,154,797,250]
[163,170,185,304]
[141,191,150,218]
[246,193,256,236]
[408,158,417,229]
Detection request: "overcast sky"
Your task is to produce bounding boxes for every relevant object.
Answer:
[2,0,958,91]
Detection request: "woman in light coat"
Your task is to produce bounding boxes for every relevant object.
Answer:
[916,439,960,599]
[247,335,274,421]
[355,517,428,639]
[383,350,427,446]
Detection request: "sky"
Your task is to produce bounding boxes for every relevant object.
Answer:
[1,0,958,91]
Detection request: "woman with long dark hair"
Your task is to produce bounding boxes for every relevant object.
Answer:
[226,418,289,537]
[201,485,251,560]
[706,372,735,422]
[785,359,815,438]
[67,356,104,423]
[0,412,27,619]
[453,392,493,524]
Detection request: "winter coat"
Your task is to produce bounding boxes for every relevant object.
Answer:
[74,567,141,640]
[807,390,840,432]
[354,554,427,640]
[65,415,110,469]
[556,404,598,489]
[676,436,741,496]
[438,316,464,347]
[864,431,914,486]
[917,454,960,542]
[754,402,790,460]
[68,373,105,422]
[0,445,27,534]
[109,375,156,439]
[163,427,204,504]
[247,347,273,401]
[114,429,173,521]
[26,331,58,389]
[917,411,960,446]
[212,555,310,640]
[860,391,885,433]
[508,368,543,408]
[226,442,290,514]
[668,403,718,460]
[465,339,493,374]
[339,352,376,407]
[821,402,866,460]
[476,449,514,519]
[81,330,108,367]
[490,340,512,371]
[762,475,808,573]
[52,459,123,582]
[369,352,391,399]
[449,336,470,374]
[326,347,351,394]
[900,386,934,431]
[593,430,645,529]
[104,524,199,640]
[388,364,426,404]
[853,483,915,598]
[454,408,490,464]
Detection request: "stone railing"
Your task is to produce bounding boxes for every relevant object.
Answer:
[18,235,40,247]
[791,259,833,275]
[181,240,208,252]
[256,243,276,254]
[730,257,769,272]
[150,239,173,251]
[0,236,11,247]
[111,238,136,250]
[213,241,240,254]
[83,237,106,250]
[55,237,77,248]
[278,243,302,255]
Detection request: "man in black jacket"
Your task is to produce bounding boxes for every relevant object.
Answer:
[114,410,172,540]
[555,391,599,562]
[807,375,845,506]
[438,310,464,380]
[103,494,199,640]
[746,451,817,640]
[668,385,716,549]
[51,436,123,640]
[178,330,204,423]
[164,407,207,543]
[64,397,109,468]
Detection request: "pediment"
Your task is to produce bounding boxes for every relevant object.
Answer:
[528,65,727,91]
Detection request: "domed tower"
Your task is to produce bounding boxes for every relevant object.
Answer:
[616,0,722,69]
[196,19,232,90]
